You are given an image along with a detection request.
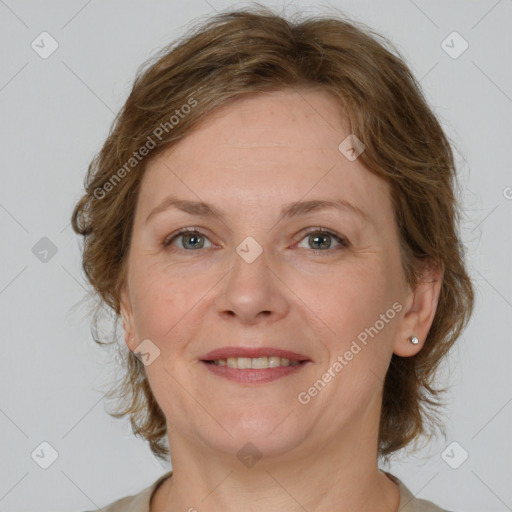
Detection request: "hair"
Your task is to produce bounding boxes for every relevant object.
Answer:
[71,4,475,462]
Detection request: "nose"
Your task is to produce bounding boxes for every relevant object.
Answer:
[215,242,290,325]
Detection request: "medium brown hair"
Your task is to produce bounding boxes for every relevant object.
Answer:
[71,5,475,461]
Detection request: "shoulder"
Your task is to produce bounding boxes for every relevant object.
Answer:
[81,471,173,512]
[385,472,454,512]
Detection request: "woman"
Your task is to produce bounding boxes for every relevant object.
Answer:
[72,6,474,512]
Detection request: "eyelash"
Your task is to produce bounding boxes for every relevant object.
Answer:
[162,227,349,254]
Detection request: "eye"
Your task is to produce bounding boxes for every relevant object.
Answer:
[162,227,349,253]
[295,228,349,253]
[163,228,214,250]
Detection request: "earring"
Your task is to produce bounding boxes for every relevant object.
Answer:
[409,335,419,345]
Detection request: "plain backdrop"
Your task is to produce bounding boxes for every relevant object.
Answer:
[1,1,511,511]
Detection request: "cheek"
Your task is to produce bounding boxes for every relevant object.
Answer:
[301,261,390,334]
[302,260,397,372]
[130,265,184,341]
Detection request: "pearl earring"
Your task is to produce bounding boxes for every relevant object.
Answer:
[409,335,419,345]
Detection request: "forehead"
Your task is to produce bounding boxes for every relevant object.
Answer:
[137,88,392,228]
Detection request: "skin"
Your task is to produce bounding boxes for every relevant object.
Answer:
[120,88,442,512]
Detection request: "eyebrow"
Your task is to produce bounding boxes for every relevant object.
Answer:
[145,195,371,224]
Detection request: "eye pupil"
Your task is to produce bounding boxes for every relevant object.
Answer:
[310,233,331,250]
[183,233,204,249]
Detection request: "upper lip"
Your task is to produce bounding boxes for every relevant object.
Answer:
[201,346,311,362]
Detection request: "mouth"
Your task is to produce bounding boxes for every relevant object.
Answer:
[200,347,311,384]
[202,356,305,368]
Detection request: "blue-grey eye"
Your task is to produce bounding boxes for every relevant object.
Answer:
[164,230,213,250]
[296,230,347,251]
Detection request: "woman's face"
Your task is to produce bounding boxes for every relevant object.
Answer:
[120,88,427,462]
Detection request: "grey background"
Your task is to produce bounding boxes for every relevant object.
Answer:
[1,0,511,511]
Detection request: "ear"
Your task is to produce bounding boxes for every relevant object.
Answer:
[393,260,443,357]
[119,284,137,352]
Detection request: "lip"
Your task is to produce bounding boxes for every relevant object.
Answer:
[200,346,312,385]
[200,346,311,362]
[201,360,311,384]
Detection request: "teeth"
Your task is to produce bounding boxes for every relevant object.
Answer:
[212,356,302,369]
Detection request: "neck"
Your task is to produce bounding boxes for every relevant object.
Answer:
[153,423,400,512]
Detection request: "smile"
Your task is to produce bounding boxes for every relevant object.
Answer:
[206,356,301,369]
[201,358,310,384]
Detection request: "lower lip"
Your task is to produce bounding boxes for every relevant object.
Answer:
[201,361,310,383]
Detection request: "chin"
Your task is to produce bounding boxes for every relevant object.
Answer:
[201,408,307,460]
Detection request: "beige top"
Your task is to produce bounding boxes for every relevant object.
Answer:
[91,470,450,511]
